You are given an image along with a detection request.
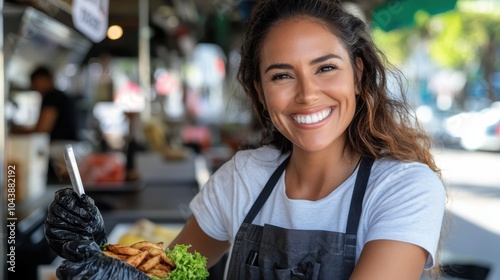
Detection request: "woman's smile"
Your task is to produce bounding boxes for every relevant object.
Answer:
[290,107,333,125]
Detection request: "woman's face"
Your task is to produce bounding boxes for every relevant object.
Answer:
[256,18,361,153]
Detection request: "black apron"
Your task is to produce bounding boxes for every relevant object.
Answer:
[226,156,374,280]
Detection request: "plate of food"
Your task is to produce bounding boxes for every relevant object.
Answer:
[107,218,184,245]
[102,241,209,279]
[105,219,209,279]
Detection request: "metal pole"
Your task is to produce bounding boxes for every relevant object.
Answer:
[138,0,151,122]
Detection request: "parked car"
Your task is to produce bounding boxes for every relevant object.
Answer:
[443,102,500,152]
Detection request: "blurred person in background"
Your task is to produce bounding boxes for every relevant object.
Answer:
[11,65,79,183]
[11,65,78,141]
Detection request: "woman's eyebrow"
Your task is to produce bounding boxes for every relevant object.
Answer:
[264,63,292,74]
[264,54,343,74]
[310,53,342,65]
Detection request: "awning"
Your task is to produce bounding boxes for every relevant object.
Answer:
[372,0,458,31]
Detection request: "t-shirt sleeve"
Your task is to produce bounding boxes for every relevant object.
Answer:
[362,163,446,269]
[41,91,62,108]
[189,157,236,241]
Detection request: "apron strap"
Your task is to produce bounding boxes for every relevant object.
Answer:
[345,156,374,234]
[342,156,374,279]
[243,155,291,224]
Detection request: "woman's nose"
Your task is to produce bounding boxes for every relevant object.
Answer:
[294,75,320,104]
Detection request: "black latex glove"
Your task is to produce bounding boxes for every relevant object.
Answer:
[56,240,150,280]
[44,188,107,258]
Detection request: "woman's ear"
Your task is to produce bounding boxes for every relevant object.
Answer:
[355,57,364,94]
[254,80,266,108]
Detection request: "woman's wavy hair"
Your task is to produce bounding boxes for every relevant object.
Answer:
[237,0,440,175]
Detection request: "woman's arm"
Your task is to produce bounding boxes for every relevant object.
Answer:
[168,216,230,268]
[350,240,428,280]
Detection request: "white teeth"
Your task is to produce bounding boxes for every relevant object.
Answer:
[293,108,332,124]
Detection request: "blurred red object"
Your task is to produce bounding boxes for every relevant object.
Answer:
[79,153,125,183]
[182,126,211,153]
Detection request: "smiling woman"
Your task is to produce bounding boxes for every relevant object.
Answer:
[42,0,447,279]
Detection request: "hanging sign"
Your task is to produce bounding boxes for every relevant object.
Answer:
[72,0,109,43]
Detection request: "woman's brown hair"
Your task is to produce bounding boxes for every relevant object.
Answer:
[237,0,440,175]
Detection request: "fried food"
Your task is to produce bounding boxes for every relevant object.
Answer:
[138,255,161,272]
[125,250,149,267]
[103,240,175,278]
[107,244,142,255]
[130,241,164,250]
[141,246,165,257]
[103,250,128,260]
[147,268,169,278]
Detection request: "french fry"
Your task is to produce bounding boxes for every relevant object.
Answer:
[141,246,165,256]
[148,268,169,278]
[160,253,176,267]
[103,250,128,260]
[138,255,161,272]
[154,263,172,272]
[125,250,149,267]
[130,241,163,250]
[107,244,141,256]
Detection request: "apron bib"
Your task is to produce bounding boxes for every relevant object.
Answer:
[226,156,374,280]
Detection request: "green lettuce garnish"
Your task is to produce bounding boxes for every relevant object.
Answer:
[159,244,209,280]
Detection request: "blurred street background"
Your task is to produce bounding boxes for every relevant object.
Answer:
[373,2,500,277]
[432,146,500,280]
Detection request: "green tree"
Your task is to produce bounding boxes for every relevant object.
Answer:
[373,7,500,102]
[429,10,500,102]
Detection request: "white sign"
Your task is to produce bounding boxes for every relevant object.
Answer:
[72,0,109,43]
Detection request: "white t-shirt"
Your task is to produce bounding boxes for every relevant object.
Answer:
[190,146,445,273]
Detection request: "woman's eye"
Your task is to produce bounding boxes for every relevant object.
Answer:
[271,73,291,80]
[317,64,337,73]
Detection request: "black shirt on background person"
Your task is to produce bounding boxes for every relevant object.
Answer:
[40,87,78,141]
[11,66,78,141]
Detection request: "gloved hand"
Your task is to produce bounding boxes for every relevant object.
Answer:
[44,188,107,258]
[56,240,150,280]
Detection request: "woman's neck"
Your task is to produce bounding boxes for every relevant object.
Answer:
[284,147,361,201]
